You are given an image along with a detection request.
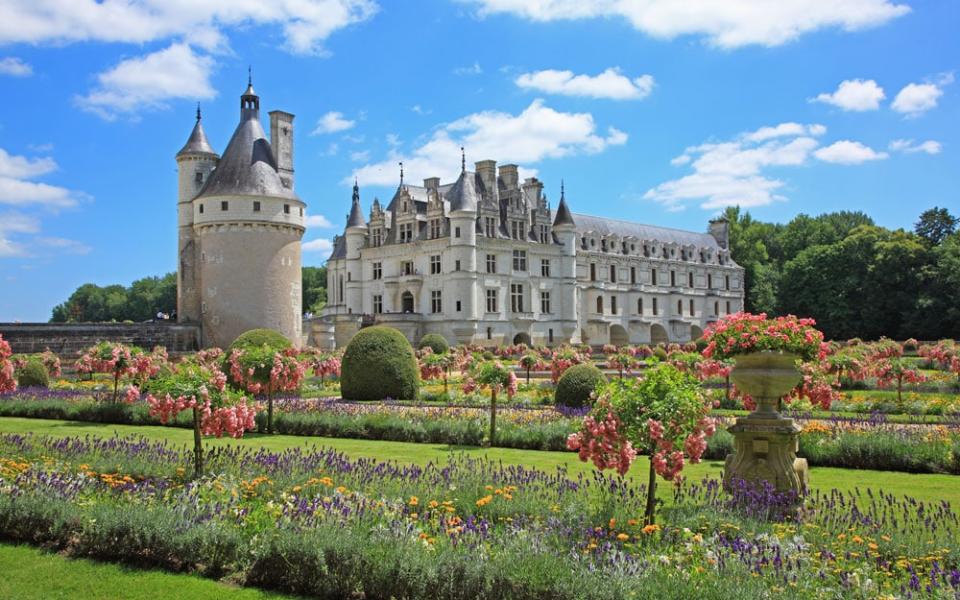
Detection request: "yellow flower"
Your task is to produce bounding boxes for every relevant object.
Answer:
[408,496,419,506]
[642,524,660,535]
[617,533,629,542]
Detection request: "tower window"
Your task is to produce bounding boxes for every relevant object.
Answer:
[708,274,713,289]
[609,265,616,283]
[596,296,603,314]
[220,201,228,211]
[653,298,658,316]
[590,263,596,281]
[637,298,643,314]
[253,201,261,212]
[630,267,636,284]
[487,327,492,340]
[611,296,618,315]
[688,272,694,288]
[670,271,676,287]
[456,300,462,312]
[195,171,204,184]
[689,299,695,316]
[455,226,461,238]
[299,207,303,216]
[284,204,290,214]
[548,328,554,343]
[199,204,204,214]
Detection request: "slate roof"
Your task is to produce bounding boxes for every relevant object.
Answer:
[446,170,479,212]
[196,112,296,200]
[553,196,575,227]
[572,213,719,248]
[177,119,217,157]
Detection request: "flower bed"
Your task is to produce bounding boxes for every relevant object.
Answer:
[0,432,957,599]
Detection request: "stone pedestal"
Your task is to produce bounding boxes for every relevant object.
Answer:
[723,352,809,497]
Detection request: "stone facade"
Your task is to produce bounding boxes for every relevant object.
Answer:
[322,161,744,349]
[176,83,305,348]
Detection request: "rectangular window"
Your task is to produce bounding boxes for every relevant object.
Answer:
[541,259,551,277]
[455,226,461,238]
[548,328,554,343]
[486,289,498,313]
[540,291,551,314]
[195,171,204,184]
[670,271,676,287]
[511,221,521,240]
[221,201,229,211]
[456,300,462,312]
[726,300,731,313]
[512,249,527,271]
[371,229,382,247]
[611,295,618,315]
[688,272,694,288]
[372,262,382,280]
[455,260,461,271]
[510,283,524,312]
[539,225,549,244]
[725,275,731,291]
[430,255,441,275]
[487,327,492,340]
[651,268,657,285]
[714,301,719,315]
[707,274,713,289]
[486,254,496,274]
[284,204,290,214]
[431,290,442,314]
[689,299,695,316]
[630,267,636,284]
[677,300,683,315]
[402,261,414,276]
[590,263,596,281]
[609,265,616,283]
[653,298,658,316]
[373,295,383,314]
[637,298,643,315]
[253,201,261,212]
[485,217,496,237]
[199,204,204,214]
[400,223,414,243]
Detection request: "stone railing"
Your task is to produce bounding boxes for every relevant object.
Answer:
[0,322,201,356]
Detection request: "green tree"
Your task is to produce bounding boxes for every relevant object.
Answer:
[302,265,327,314]
[914,207,958,246]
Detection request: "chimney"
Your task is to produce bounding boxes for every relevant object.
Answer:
[474,159,497,203]
[498,164,518,189]
[423,177,440,191]
[269,110,295,190]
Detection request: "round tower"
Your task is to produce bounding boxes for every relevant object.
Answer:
[447,163,479,324]
[176,106,219,325]
[552,183,579,337]
[343,180,366,313]
[190,80,306,348]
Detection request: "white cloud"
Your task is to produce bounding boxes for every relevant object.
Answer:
[302,238,333,257]
[349,99,627,186]
[35,236,91,255]
[814,140,888,164]
[411,105,431,115]
[0,57,32,77]
[453,61,483,75]
[349,149,370,162]
[0,212,89,258]
[812,79,885,111]
[304,214,334,228]
[889,139,941,155]
[645,122,828,210]
[892,74,953,116]
[515,67,654,100]
[0,148,84,208]
[312,111,356,135]
[0,0,378,55]
[76,43,215,120]
[464,0,909,48]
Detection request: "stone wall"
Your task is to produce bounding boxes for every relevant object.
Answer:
[0,323,201,356]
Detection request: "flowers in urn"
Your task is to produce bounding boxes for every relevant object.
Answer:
[702,313,827,362]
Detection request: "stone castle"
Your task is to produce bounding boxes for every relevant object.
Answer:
[175,80,305,348]
[321,159,744,348]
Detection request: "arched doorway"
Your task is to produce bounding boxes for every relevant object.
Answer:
[401,291,414,313]
[609,324,629,347]
[690,325,704,341]
[650,323,668,345]
[512,332,531,346]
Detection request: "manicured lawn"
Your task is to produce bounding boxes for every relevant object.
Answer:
[1,416,957,504]
[0,543,295,600]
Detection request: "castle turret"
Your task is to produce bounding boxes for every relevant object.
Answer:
[187,78,306,348]
[447,159,479,324]
[344,180,366,312]
[552,182,579,330]
[176,106,219,325]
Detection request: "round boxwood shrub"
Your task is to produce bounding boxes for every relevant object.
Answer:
[229,328,292,351]
[418,333,449,354]
[341,326,419,401]
[17,359,49,388]
[554,363,606,408]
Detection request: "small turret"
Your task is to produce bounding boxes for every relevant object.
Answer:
[240,67,259,121]
[553,181,576,229]
[346,179,366,229]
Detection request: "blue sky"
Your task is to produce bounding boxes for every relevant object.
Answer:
[0,0,957,321]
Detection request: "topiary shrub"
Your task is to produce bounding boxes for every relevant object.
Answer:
[554,363,606,408]
[418,333,449,355]
[341,326,419,401]
[17,359,49,388]
[229,328,292,351]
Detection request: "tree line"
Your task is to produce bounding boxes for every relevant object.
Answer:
[50,266,328,323]
[726,206,959,340]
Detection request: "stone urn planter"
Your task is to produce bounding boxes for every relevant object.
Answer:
[724,351,809,498]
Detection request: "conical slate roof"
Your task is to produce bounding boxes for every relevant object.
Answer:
[196,112,294,200]
[346,181,366,228]
[446,170,479,212]
[177,118,217,157]
[553,194,575,227]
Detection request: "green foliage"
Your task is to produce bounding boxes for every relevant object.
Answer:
[228,329,292,351]
[914,206,958,246]
[50,274,176,323]
[302,265,327,314]
[417,333,449,354]
[16,360,49,388]
[554,364,606,408]
[340,326,419,401]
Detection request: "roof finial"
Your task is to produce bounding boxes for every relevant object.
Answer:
[461,147,466,173]
[196,103,201,123]
[248,65,252,87]
[561,179,565,200]
[399,161,404,185]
